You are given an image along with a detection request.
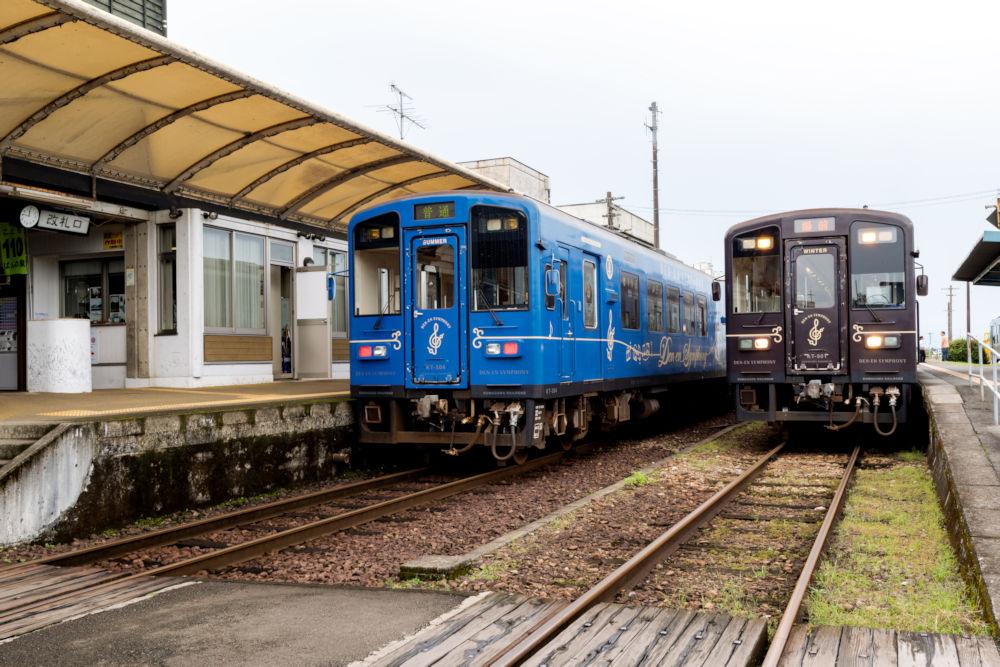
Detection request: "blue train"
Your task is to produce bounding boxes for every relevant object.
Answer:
[348,191,725,462]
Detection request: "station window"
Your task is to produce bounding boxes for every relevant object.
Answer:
[683,292,694,335]
[583,260,597,329]
[62,257,125,325]
[696,297,708,336]
[647,280,664,333]
[315,248,349,338]
[203,227,265,333]
[471,206,528,311]
[666,287,680,333]
[621,272,640,330]
[158,224,176,334]
[850,222,905,309]
[731,226,781,313]
[353,214,401,317]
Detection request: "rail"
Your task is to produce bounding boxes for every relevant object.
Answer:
[966,331,999,426]
[761,445,860,666]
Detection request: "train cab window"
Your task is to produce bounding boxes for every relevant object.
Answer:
[683,292,694,334]
[647,280,664,332]
[353,214,400,316]
[471,206,528,311]
[415,243,454,309]
[731,227,780,313]
[794,252,835,309]
[583,260,597,329]
[621,272,640,330]
[696,297,708,336]
[666,287,681,333]
[850,222,905,308]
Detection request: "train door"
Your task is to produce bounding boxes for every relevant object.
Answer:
[786,240,846,373]
[405,228,466,386]
[578,253,602,381]
[556,246,574,383]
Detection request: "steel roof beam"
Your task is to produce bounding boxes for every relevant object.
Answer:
[335,171,450,223]
[0,54,174,154]
[278,155,417,219]
[163,117,319,192]
[0,12,75,47]
[230,137,374,202]
[92,90,255,171]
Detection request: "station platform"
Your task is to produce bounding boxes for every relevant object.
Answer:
[0,379,350,425]
[919,363,1000,631]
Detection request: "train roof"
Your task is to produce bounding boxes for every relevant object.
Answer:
[351,189,686,263]
[725,208,914,240]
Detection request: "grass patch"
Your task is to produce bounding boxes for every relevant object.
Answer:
[624,470,652,488]
[806,456,989,636]
[466,558,515,583]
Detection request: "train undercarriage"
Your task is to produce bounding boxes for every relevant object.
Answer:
[736,381,912,436]
[357,389,670,463]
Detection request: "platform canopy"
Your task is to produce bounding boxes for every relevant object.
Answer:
[0,0,506,229]
[953,230,1000,286]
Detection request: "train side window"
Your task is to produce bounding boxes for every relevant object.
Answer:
[544,263,555,310]
[731,227,780,313]
[621,272,640,330]
[696,297,707,336]
[583,261,597,329]
[647,280,664,333]
[683,292,694,334]
[850,222,905,309]
[666,287,680,333]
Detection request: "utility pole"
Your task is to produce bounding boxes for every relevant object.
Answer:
[377,82,426,140]
[645,101,661,249]
[943,285,956,342]
[597,191,624,231]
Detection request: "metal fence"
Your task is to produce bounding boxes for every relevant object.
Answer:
[967,326,999,425]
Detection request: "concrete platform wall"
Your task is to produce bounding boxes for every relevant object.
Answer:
[0,400,355,546]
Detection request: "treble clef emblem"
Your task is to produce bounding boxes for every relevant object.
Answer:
[427,322,444,356]
[807,318,824,347]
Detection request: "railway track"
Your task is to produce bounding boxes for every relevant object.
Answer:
[0,451,569,641]
[475,442,860,666]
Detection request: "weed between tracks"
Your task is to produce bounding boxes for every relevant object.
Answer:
[806,451,990,636]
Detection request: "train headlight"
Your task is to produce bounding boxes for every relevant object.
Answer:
[756,236,773,250]
[373,345,388,357]
[739,337,771,351]
[865,334,900,349]
[865,335,883,349]
[486,343,501,356]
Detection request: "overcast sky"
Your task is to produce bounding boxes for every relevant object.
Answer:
[170,0,999,344]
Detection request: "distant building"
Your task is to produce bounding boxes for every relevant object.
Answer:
[459,157,550,204]
[83,0,167,35]
[556,200,656,247]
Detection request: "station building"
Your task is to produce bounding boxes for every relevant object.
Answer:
[0,0,505,393]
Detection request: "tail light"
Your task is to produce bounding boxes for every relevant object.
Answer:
[358,345,372,358]
[503,342,519,355]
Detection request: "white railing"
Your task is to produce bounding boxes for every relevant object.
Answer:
[967,332,999,426]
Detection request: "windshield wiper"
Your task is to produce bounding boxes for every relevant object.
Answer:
[373,298,391,330]
[862,301,882,323]
[477,286,503,326]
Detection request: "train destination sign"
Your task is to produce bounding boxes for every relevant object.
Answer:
[414,202,455,220]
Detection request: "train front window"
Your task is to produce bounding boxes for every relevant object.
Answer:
[850,222,905,308]
[731,228,780,314]
[471,206,528,310]
[353,214,400,316]
[794,252,835,309]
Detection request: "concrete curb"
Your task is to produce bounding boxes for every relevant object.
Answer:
[399,421,747,579]
[921,368,1000,634]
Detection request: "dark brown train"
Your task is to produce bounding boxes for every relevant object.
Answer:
[722,208,927,435]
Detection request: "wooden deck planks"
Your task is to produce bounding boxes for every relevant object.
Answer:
[779,625,1000,666]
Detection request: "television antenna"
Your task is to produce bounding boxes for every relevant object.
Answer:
[375,82,427,140]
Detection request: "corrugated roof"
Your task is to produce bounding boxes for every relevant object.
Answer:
[0,0,506,229]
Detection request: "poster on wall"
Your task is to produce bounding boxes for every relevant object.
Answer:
[0,223,27,276]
